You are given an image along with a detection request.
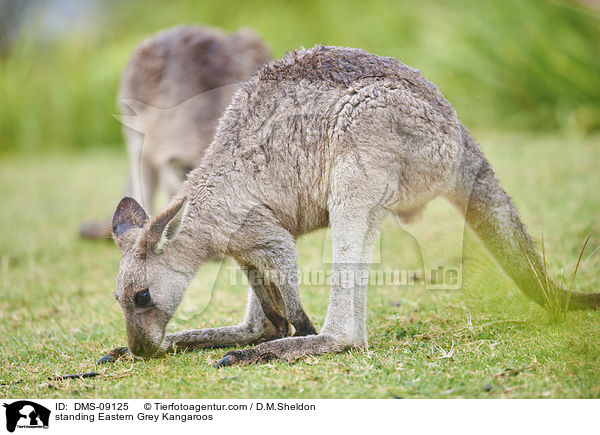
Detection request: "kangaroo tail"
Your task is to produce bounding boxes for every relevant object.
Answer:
[447,124,600,310]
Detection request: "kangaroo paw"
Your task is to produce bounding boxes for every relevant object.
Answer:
[293,324,318,337]
[97,346,130,364]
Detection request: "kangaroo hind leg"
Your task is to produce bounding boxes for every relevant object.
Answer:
[215,161,393,366]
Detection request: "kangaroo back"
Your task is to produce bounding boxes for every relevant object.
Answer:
[119,25,271,166]
[448,124,600,310]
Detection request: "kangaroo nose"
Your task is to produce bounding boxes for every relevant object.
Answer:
[131,343,144,356]
[131,342,154,358]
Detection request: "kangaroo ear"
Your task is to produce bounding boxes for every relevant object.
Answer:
[112,197,149,251]
[145,197,187,255]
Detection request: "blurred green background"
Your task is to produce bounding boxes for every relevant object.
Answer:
[1,0,599,155]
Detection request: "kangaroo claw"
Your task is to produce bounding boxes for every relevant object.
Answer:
[97,346,130,364]
[215,348,279,368]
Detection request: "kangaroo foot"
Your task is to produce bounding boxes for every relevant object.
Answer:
[215,348,277,367]
[215,334,346,367]
[97,346,130,364]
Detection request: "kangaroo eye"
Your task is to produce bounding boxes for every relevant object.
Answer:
[134,289,153,308]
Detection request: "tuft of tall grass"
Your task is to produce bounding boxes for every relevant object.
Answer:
[521,235,590,322]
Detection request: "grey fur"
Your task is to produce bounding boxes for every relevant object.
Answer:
[104,45,600,365]
[80,25,270,239]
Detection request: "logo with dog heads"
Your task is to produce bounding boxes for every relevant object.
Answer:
[2,401,50,432]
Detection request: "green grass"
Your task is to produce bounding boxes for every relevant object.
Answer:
[1,131,599,398]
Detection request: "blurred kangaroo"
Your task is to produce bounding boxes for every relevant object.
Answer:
[101,46,600,365]
[80,25,270,239]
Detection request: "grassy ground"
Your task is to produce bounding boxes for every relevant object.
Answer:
[1,131,599,398]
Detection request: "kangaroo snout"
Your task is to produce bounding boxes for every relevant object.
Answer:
[128,334,163,359]
[129,340,160,359]
[125,317,166,359]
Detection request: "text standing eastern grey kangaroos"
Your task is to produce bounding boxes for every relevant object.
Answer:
[102,45,600,366]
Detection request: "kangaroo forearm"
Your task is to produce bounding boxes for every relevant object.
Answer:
[98,323,275,363]
[161,324,275,352]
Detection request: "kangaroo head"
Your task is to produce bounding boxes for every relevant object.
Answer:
[111,196,188,358]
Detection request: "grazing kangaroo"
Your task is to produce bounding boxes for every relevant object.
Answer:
[80,25,270,239]
[102,45,600,366]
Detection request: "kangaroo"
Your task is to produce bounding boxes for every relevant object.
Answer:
[102,45,600,366]
[80,25,270,239]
